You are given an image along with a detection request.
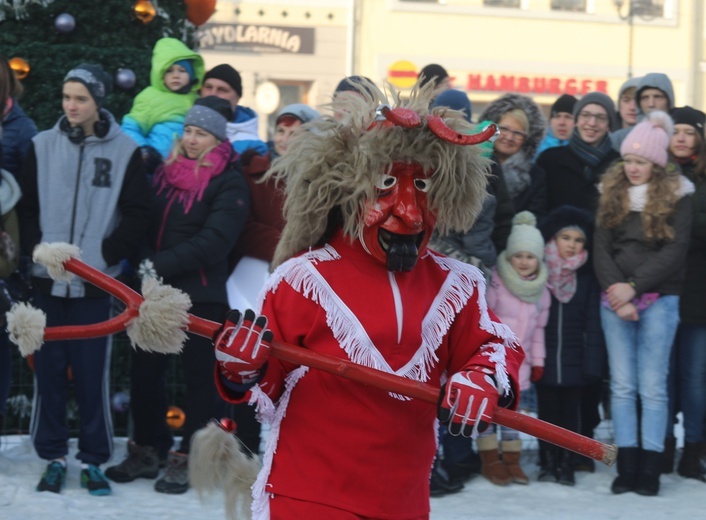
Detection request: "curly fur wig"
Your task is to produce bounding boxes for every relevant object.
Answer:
[266,80,492,268]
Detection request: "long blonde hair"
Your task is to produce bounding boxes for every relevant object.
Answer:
[597,160,681,241]
[265,79,492,268]
[166,137,219,173]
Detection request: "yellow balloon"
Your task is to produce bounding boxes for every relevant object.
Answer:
[9,57,30,81]
[133,0,157,24]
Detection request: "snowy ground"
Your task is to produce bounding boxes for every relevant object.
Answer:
[1,428,705,520]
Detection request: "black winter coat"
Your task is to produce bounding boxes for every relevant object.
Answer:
[146,159,250,305]
[537,145,620,216]
[679,166,706,324]
[538,267,605,387]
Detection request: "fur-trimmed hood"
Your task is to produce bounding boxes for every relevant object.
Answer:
[265,80,492,268]
[478,93,547,161]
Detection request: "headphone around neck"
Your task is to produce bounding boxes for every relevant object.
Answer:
[60,112,110,144]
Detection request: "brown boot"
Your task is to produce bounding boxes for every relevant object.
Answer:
[502,440,529,485]
[477,436,512,486]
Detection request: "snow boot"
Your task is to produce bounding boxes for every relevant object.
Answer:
[501,440,529,485]
[557,450,575,487]
[36,460,66,494]
[537,444,559,483]
[677,442,706,482]
[477,436,511,486]
[611,447,638,494]
[155,451,189,494]
[105,441,160,483]
[635,449,662,496]
[660,436,676,474]
[430,459,464,497]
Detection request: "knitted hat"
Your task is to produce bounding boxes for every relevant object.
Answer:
[431,89,472,123]
[505,211,545,260]
[334,75,374,97]
[620,110,673,167]
[275,103,320,125]
[173,59,195,81]
[418,64,449,88]
[63,63,112,107]
[184,96,231,142]
[204,64,242,97]
[551,94,577,117]
[573,92,617,129]
[670,106,705,138]
[539,205,593,252]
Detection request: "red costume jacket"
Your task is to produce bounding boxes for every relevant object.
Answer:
[217,230,524,519]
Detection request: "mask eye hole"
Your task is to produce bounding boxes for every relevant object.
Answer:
[376,174,397,190]
[414,178,431,192]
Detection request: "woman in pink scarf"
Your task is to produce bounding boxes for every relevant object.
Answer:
[535,205,604,487]
[105,96,250,495]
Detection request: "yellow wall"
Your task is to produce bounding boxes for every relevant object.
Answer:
[355,0,701,109]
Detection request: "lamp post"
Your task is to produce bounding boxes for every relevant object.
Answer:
[613,1,660,79]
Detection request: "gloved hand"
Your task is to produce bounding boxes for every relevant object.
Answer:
[438,366,500,438]
[530,366,544,383]
[214,309,273,387]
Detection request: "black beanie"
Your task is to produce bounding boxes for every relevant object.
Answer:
[64,63,112,107]
[670,106,705,138]
[194,95,233,121]
[334,75,374,97]
[538,205,594,251]
[204,64,242,97]
[551,94,577,117]
[418,64,448,88]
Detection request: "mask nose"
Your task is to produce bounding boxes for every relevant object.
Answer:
[392,179,423,230]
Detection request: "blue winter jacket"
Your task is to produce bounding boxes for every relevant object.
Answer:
[1,101,38,176]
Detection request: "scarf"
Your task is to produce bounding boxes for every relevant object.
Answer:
[155,140,233,214]
[499,149,533,199]
[496,250,549,303]
[598,175,696,212]
[544,239,588,303]
[569,128,614,170]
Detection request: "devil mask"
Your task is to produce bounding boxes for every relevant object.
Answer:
[361,162,436,272]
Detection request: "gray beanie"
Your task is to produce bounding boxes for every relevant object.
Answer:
[184,96,230,142]
[276,103,320,125]
[64,63,112,107]
[573,92,617,130]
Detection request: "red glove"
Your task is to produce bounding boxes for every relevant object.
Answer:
[214,309,273,387]
[531,366,544,383]
[438,366,499,438]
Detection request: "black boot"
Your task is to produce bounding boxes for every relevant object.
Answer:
[430,459,464,497]
[661,437,676,474]
[537,446,559,483]
[677,442,706,482]
[557,450,576,486]
[611,447,639,494]
[635,449,662,496]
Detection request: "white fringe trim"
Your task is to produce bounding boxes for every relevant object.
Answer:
[429,253,520,397]
[251,366,309,520]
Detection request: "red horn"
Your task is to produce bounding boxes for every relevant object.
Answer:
[427,116,498,145]
[380,106,422,128]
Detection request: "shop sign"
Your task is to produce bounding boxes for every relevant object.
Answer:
[466,74,608,95]
[197,23,315,54]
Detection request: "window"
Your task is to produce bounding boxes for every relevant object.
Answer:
[484,0,520,7]
[551,0,586,12]
[631,0,664,17]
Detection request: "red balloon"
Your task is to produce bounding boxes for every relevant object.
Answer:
[185,0,216,26]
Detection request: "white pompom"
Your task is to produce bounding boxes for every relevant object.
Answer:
[512,210,537,227]
[646,110,674,136]
[32,242,81,281]
[6,302,47,357]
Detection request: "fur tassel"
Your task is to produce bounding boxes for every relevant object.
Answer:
[190,422,261,520]
[126,278,191,354]
[32,242,80,281]
[6,302,47,357]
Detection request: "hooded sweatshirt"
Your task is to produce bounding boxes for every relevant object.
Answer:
[122,38,205,158]
[610,73,674,151]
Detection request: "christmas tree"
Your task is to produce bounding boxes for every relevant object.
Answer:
[0,0,196,130]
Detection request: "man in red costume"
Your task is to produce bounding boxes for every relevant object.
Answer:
[211,81,525,520]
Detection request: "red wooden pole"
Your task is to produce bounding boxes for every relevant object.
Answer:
[40,256,617,466]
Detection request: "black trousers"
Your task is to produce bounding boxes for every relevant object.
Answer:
[536,385,582,458]
[130,302,227,456]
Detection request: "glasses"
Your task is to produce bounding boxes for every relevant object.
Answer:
[498,125,527,140]
[578,111,609,124]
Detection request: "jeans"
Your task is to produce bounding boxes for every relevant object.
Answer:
[675,324,706,443]
[601,295,679,452]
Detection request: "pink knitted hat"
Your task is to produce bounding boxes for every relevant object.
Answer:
[620,110,674,167]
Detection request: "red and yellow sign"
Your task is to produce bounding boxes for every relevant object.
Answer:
[387,60,418,89]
